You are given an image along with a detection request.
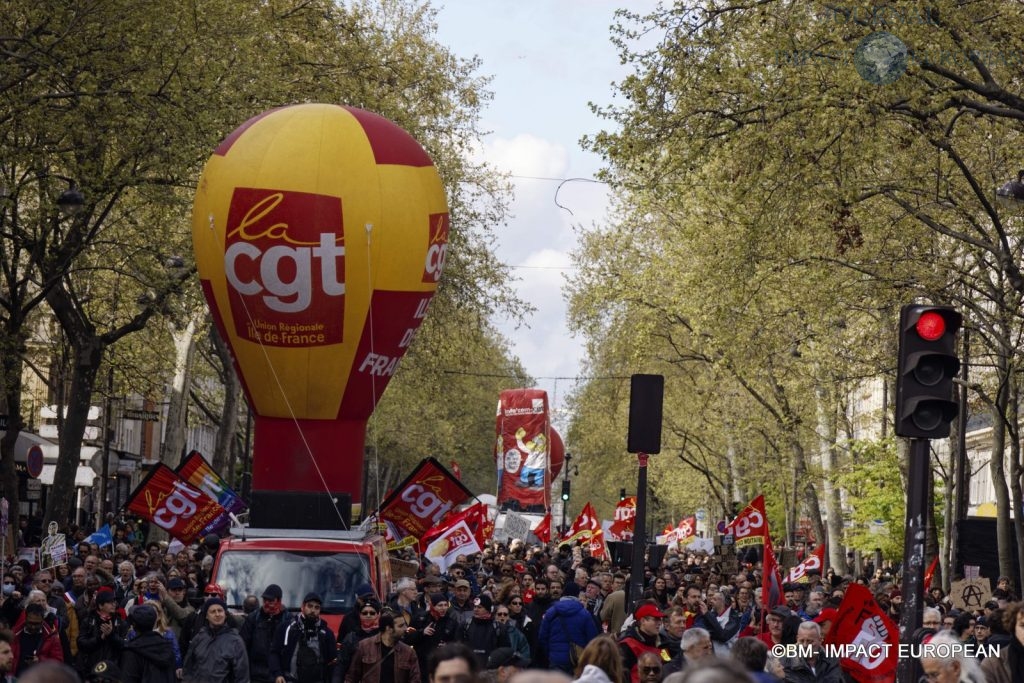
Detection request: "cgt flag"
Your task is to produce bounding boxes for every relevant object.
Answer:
[786,544,826,584]
[126,464,228,544]
[423,520,481,573]
[562,502,600,546]
[608,497,637,541]
[176,450,247,535]
[762,532,784,610]
[677,515,697,540]
[378,458,473,546]
[418,501,491,554]
[826,583,899,683]
[724,495,768,548]
[533,513,552,544]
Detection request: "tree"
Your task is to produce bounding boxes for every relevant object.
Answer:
[568,0,1024,579]
[1,0,524,529]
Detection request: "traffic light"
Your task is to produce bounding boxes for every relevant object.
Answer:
[896,304,962,439]
[619,488,627,501]
[561,480,571,501]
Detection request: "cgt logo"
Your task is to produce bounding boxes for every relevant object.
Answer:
[224,188,345,346]
[400,483,456,526]
[149,480,205,532]
[422,212,449,283]
[732,509,764,539]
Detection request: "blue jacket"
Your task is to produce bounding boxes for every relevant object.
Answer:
[537,598,599,670]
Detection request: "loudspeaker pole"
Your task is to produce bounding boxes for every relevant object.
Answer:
[626,374,664,612]
[628,453,648,610]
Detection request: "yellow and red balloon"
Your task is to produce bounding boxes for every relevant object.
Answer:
[192,104,448,502]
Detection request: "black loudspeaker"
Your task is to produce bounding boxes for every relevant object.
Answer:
[249,490,352,530]
[627,374,664,454]
[607,541,634,568]
[647,544,668,571]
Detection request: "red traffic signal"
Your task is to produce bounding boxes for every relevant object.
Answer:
[896,305,962,439]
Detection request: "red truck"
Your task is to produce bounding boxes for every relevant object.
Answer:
[209,526,392,635]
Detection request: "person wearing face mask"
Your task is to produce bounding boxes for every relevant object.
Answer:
[0,573,23,628]
[269,593,337,683]
[241,584,288,683]
[407,593,457,683]
[335,598,382,682]
[343,612,419,683]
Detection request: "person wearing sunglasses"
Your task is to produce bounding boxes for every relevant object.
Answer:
[408,594,457,683]
[344,611,420,683]
[336,601,383,682]
[494,604,531,668]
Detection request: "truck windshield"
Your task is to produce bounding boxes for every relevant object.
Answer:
[215,549,371,614]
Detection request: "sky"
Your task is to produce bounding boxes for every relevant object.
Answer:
[433,1,657,429]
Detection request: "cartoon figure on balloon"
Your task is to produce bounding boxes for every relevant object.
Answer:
[508,426,548,490]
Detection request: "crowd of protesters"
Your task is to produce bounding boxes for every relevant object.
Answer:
[0,518,1020,682]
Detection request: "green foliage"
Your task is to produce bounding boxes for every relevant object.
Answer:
[0,0,526,524]
[834,439,906,558]
[564,0,1024,549]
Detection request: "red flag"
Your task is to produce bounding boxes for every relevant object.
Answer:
[826,583,899,683]
[126,464,228,544]
[923,555,939,591]
[450,459,462,480]
[533,513,552,544]
[562,502,599,545]
[378,458,473,545]
[608,497,637,540]
[418,502,490,553]
[677,515,697,540]
[588,525,608,560]
[785,544,825,583]
[724,495,768,547]
[762,533,784,610]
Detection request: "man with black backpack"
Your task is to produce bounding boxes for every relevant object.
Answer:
[270,592,337,683]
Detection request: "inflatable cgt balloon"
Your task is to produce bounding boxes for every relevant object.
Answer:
[192,104,448,506]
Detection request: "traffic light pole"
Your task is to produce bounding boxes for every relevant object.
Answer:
[628,453,648,611]
[897,437,929,683]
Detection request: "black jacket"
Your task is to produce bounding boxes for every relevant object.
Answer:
[77,610,128,674]
[121,630,177,683]
[241,608,288,682]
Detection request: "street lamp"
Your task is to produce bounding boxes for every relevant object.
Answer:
[996,171,1024,211]
[56,186,85,216]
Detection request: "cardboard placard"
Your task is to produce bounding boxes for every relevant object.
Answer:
[950,578,990,611]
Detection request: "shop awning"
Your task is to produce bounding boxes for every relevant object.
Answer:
[40,465,97,488]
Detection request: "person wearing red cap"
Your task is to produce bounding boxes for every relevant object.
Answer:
[812,608,838,641]
[617,602,669,683]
